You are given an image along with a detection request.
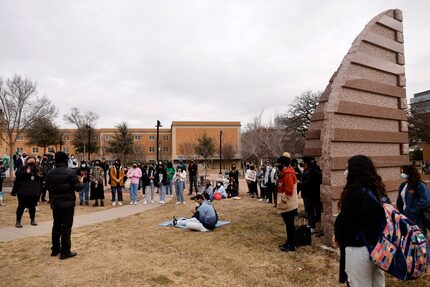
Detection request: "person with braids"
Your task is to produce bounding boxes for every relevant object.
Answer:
[333,155,386,287]
[397,164,430,235]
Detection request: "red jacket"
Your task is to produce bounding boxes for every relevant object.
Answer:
[277,167,297,196]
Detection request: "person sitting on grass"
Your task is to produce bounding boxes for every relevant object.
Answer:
[213,181,227,199]
[175,194,218,232]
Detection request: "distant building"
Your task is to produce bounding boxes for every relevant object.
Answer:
[1,121,241,166]
[410,90,430,162]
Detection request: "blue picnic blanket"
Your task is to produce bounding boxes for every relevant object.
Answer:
[159,217,230,229]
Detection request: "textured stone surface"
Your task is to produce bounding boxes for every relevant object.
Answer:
[303,9,408,245]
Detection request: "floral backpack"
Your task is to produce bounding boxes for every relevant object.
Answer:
[361,191,429,281]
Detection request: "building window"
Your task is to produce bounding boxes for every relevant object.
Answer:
[162,135,169,141]
[149,147,155,153]
[134,135,141,141]
[148,135,155,141]
[16,135,24,141]
[135,146,141,153]
[16,147,23,153]
[32,147,39,153]
[162,147,169,152]
[104,136,112,141]
[48,147,55,153]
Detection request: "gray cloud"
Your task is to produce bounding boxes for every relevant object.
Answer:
[0,0,428,128]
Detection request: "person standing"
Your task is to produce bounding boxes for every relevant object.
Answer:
[155,163,167,204]
[0,161,7,206]
[301,156,322,233]
[291,159,303,195]
[245,165,258,198]
[90,160,105,207]
[15,151,28,170]
[174,166,186,204]
[265,162,277,205]
[46,152,83,259]
[397,164,430,235]
[188,160,198,195]
[165,162,175,197]
[100,158,109,186]
[143,163,156,204]
[14,156,42,227]
[333,155,386,286]
[77,161,91,205]
[257,165,267,201]
[276,155,298,252]
[109,159,125,206]
[229,164,240,195]
[67,154,78,169]
[127,163,142,205]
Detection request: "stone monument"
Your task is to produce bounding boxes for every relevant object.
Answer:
[303,9,409,245]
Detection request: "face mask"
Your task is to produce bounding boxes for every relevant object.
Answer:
[277,164,284,171]
[217,183,221,187]
[343,169,348,176]
[195,203,200,208]
[28,161,35,166]
[95,163,100,166]
[232,166,236,170]
[82,164,86,168]
[400,173,408,179]
[133,165,137,168]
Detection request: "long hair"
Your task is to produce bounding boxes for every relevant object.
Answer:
[338,155,386,208]
[402,164,421,188]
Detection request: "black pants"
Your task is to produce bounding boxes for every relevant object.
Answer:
[189,175,198,194]
[248,181,258,197]
[16,195,39,222]
[260,186,267,199]
[303,198,321,229]
[40,182,47,201]
[267,183,277,204]
[52,207,74,255]
[281,209,297,248]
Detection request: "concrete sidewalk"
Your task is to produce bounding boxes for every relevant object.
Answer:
[0,198,172,242]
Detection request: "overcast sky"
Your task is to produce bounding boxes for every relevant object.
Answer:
[0,1,429,129]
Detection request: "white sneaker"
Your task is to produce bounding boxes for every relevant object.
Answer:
[112,202,116,207]
[134,201,137,205]
[182,202,186,204]
[258,198,263,202]
[118,201,122,206]
[159,201,165,204]
[130,201,133,205]
[143,201,148,205]
[176,202,181,205]
[150,200,154,204]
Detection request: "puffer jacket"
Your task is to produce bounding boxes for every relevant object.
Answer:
[15,166,42,197]
[46,163,83,208]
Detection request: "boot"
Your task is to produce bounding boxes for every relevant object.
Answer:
[100,200,104,207]
[93,200,98,207]
[15,221,23,228]
[31,219,38,226]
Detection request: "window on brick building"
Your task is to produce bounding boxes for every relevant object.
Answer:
[148,135,155,141]
[134,135,141,141]
[162,135,169,141]
[135,146,141,153]
[163,147,168,152]
[16,135,24,141]
[149,147,155,153]
[32,147,39,153]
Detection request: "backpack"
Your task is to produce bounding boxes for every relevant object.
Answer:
[361,191,429,281]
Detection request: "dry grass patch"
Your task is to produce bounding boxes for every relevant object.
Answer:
[0,192,429,286]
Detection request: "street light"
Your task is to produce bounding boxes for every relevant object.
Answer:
[86,124,91,161]
[219,130,223,174]
[156,120,162,163]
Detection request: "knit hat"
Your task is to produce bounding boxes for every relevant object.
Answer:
[282,151,291,158]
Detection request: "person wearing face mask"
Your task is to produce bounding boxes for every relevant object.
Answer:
[154,164,167,204]
[176,194,218,232]
[68,154,78,169]
[15,151,28,170]
[127,162,142,205]
[77,161,91,205]
[90,160,105,207]
[396,164,430,235]
[14,156,42,228]
[109,159,125,206]
[301,156,322,233]
[142,163,156,205]
[229,164,240,195]
[173,166,187,204]
[213,181,227,199]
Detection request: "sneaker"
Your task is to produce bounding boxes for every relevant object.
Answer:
[112,202,116,207]
[130,201,133,205]
[79,202,83,206]
[159,201,164,204]
[142,201,148,205]
[134,201,137,205]
[176,202,181,205]
[258,199,263,202]
[182,202,186,204]
[36,207,40,211]
[118,202,122,206]
[150,200,154,204]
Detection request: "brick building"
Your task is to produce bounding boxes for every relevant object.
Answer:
[2,121,241,166]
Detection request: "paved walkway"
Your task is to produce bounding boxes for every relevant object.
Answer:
[0,198,171,242]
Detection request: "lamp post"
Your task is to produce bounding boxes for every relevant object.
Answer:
[219,130,223,174]
[86,125,91,161]
[156,120,162,163]
[59,133,63,152]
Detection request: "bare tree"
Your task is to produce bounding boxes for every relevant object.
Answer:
[0,75,57,176]
[178,142,195,160]
[221,139,236,168]
[63,107,99,159]
[408,103,430,146]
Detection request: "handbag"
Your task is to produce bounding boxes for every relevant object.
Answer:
[124,178,131,189]
[295,214,312,246]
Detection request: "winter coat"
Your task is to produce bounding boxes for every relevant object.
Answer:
[110,166,125,187]
[277,166,298,213]
[14,166,42,197]
[46,163,83,208]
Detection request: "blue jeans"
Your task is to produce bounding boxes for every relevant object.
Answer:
[80,182,89,203]
[175,181,184,203]
[111,186,123,202]
[159,184,166,202]
[130,183,139,202]
[165,180,173,196]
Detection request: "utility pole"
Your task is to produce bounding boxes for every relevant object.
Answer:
[156,120,162,163]
[219,130,223,174]
[87,125,91,161]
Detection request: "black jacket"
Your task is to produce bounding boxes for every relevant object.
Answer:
[46,163,83,209]
[14,166,42,197]
[301,164,321,199]
[154,168,167,187]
